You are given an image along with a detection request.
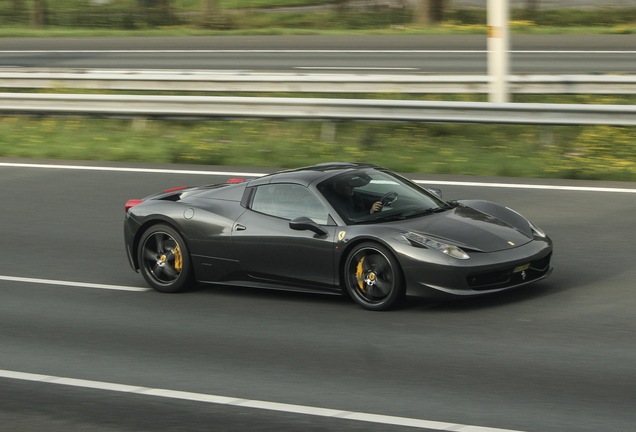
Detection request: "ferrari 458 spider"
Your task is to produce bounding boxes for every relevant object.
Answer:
[124,163,552,310]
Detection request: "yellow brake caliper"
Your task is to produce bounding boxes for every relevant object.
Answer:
[173,245,183,272]
[355,257,366,292]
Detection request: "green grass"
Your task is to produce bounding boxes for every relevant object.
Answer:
[1,25,632,38]
[217,0,335,8]
[1,1,635,35]
[1,115,635,181]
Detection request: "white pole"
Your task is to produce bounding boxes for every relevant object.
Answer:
[487,0,510,103]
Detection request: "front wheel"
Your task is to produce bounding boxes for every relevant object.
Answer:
[137,224,193,293]
[343,242,404,311]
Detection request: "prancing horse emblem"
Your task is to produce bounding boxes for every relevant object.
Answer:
[338,231,346,241]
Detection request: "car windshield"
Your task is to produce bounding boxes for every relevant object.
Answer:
[318,168,448,225]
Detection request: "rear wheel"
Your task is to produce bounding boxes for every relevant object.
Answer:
[343,242,404,311]
[138,224,193,293]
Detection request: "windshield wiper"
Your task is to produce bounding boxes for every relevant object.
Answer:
[351,204,455,224]
[380,206,451,221]
[412,205,453,215]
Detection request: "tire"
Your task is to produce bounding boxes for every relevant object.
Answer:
[343,242,405,311]
[137,224,193,293]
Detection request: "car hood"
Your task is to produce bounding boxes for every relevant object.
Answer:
[394,205,533,253]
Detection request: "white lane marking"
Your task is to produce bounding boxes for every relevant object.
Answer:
[2,162,635,194]
[0,369,525,432]
[1,49,635,54]
[0,275,150,292]
[413,180,636,194]
[0,162,263,177]
[511,50,636,55]
[294,67,420,70]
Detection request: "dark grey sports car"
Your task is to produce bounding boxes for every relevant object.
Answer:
[124,163,552,310]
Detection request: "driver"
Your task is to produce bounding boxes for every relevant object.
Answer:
[332,178,383,216]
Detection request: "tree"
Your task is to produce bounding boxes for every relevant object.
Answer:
[429,0,444,23]
[136,0,172,10]
[12,0,26,12]
[410,0,446,25]
[335,0,349,12]
[524,0,540,20]
[31,0,47,28]
[204,0,219,15]
[159,0,171,14]
[201,0,231,30]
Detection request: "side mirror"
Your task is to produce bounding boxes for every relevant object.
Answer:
[289,217,328,236]
[426,187,443,199]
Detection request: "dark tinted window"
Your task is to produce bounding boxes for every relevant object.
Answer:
[319,168,446,224]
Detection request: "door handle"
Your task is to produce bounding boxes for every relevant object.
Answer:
[235,224,246,231]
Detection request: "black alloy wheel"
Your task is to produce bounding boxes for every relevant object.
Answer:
[138,224,193,293]
[343,242,404,311]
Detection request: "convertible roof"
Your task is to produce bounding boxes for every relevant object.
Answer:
[247,162,379,187]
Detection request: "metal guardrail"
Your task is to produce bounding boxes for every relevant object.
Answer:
[2,92,636,125]
[1,69,636,94]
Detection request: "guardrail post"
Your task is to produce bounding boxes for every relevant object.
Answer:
[132,118,147,131]
[321,121,337,142]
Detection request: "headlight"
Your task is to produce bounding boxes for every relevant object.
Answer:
[401,232,470,260]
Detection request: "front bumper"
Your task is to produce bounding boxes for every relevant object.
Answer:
[401,238,553,298]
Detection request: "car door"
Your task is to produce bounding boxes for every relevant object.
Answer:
[232,183,338,290]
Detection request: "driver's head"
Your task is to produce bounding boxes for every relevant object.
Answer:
[334,179,354,198]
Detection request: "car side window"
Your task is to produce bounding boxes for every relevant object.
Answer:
[251,184,329,225]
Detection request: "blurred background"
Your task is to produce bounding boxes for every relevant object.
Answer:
[2,0,635,31]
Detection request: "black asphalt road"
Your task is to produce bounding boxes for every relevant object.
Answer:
[0,35,635,73]
[1,159,635,432]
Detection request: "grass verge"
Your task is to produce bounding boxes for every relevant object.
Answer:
[1,115,635,181]
[1,4,635,36]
